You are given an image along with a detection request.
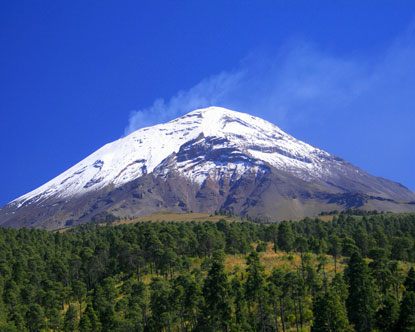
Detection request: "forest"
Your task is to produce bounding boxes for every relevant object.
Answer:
[1,211,415,331]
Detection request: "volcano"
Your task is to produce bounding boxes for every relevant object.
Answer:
[1,107,414,230]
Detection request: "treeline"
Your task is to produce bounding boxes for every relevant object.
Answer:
[0,213,414,331]
[319,208,383,216]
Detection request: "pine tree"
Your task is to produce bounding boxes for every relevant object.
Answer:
[396,291,415,332]
[311,290,350,332]
[331,273,348,304]
[172,273,201,331]
[79,303,101,332]
[0,322,18,332]
[295,236,308,278]
[79,310,92,331]
[284,270,306,331]
[245,250,268,331]
[230,276,250,331]
[344,252,377,332]
[149,278,175,331]
[26,304,45,332]
[277,222,294,252]
[268,267,288,332]
[72,279,87,318]
[396,269,415,332]
[198,250,232,331]
[126,281,148,330]
[63,304,78,332]
[99,305,117,332]
[328,235,342,274]
[368,247,392,295]
[404,267,415,292]
[47,308,63,331]
[375,294,399,332]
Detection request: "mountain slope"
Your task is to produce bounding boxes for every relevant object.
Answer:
[1,107,414,230]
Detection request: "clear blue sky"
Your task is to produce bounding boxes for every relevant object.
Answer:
[1,1,415,206]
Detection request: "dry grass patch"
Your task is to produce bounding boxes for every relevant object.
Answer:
[113,211,244,225]
[223,243,347,277]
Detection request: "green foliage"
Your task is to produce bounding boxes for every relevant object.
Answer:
[26,304,45,332]
[396,291,415,332]
[345,253,377,332]
[197,251,232,331]
[404,267,415,292]
[277,221,294,252]
[79,303,101,332]
[375,294,399,332]
[245,251,268,330]
[148,278,175,330]
[63,304,78,332]
[0,212,415,331]
[311,290,350,332]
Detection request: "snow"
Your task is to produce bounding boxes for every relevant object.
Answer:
[12,106,340,207]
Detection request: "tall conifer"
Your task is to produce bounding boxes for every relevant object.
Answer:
[344,252,377,332]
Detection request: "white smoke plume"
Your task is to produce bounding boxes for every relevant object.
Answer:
[124,40,371,135]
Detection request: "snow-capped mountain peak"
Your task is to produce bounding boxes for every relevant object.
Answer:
[12,107,332,206]
[3,106,415,230]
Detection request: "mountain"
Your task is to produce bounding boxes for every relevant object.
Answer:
[1,107,414,230]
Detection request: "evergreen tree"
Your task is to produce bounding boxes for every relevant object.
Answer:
[0,322,18,332]
[72,279,87,318]
[342,237,358,257]
[9,311,26,332]
[198,251,232,331]
[368,247,392,296]
[245,251,268,331]
[331,273,348,304]
[79,303,101,332]
[99,304,116,332]
[1,212,415,331]
[230,276,250,331]
[311,290,350,332]
[47,307,63,331]
[284,270,307,331]
[344,252,377,332]
[172,273,201,331]
[295,235,308,278]
[375,294,399,332]
[126,281,148,330]
[396,291,415,332]
[404,267,415,292]
[79,310,92,332]
[63,304,78,332]
[328,235,342,274]
[277,221,294,252]
[268,267,288,332]
[26,304,45,332]
[148,278,175,331]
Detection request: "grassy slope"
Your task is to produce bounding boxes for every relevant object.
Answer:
[114,211,244,224]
